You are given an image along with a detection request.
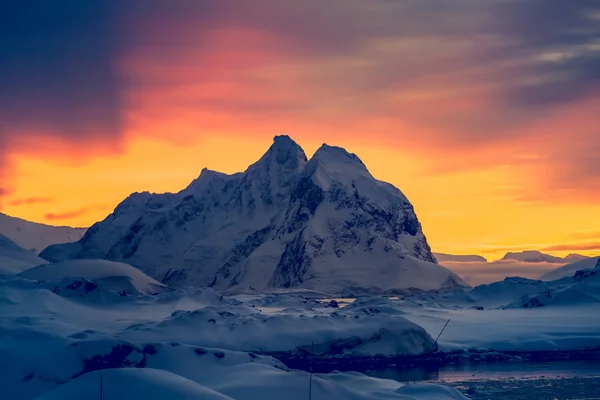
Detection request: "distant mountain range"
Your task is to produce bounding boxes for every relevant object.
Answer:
[40,135,467,294]
[434,250,594,286]
[436,250,590,265]
[501,250,588,264]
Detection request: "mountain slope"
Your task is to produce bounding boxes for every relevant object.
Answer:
[0,212,86,254]
[539,256,600,281]
[41,136,466,294]
[0,233,46,275]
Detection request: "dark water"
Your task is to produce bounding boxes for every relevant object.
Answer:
[365,361,600,399]
[365,360,600,383]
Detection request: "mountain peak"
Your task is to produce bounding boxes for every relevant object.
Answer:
[313,143,366,167]
[255,135,308,166]
[231,135,308,210]
[302,143,374,192]
[273,134,297,146]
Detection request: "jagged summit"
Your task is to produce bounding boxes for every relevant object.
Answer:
[41,135,466,294]
[254,135,307,168]
[273,134,301,148]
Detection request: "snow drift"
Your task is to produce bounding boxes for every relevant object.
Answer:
[18,259,167,295]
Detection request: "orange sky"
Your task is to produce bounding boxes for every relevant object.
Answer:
[2,1,600,260]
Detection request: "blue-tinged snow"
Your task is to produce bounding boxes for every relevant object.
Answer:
[540,256,600,281]
[0,274,466,400]
[0,233,46,275]
[4,255,600,398]
[18,259,167,295]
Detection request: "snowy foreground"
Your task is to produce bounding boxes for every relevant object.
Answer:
[2,259,600,399]
[0,268,466,400]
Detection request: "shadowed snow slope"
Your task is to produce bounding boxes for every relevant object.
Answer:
[41,136,466,294]
[33,360,468,400]
[0,212,86,254]
[0,233,46,275]
[540,256,600,281]
[18,259,167,295]
[34,369,233,400]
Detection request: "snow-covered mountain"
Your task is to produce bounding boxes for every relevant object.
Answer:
[0,212,86,254]
[0,233,46,275]
[501,250,565,263]
[41,135,466,294]
[433,252,487,263]
[563,253,589,262]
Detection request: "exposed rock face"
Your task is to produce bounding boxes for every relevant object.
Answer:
[41,136,466,294]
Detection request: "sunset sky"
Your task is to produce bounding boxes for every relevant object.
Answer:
[1,1,600,259]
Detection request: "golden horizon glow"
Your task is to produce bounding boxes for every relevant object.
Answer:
[3,132,600,260]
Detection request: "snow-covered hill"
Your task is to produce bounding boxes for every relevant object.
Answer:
[0,212,86,254]
[41,136,466,294]
[35,367,467,400]
[0,233,46,275]
[539,256,600,281]
[18,259,168,295]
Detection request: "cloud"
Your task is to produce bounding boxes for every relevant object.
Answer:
[0,1,123,166]
[44,209,90,221]
[1,0,599,204]
[570,230,600,240]
[9,197,53,207]
[118,0,600,202]
[541,242,600,252]
[0,187,8,210]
